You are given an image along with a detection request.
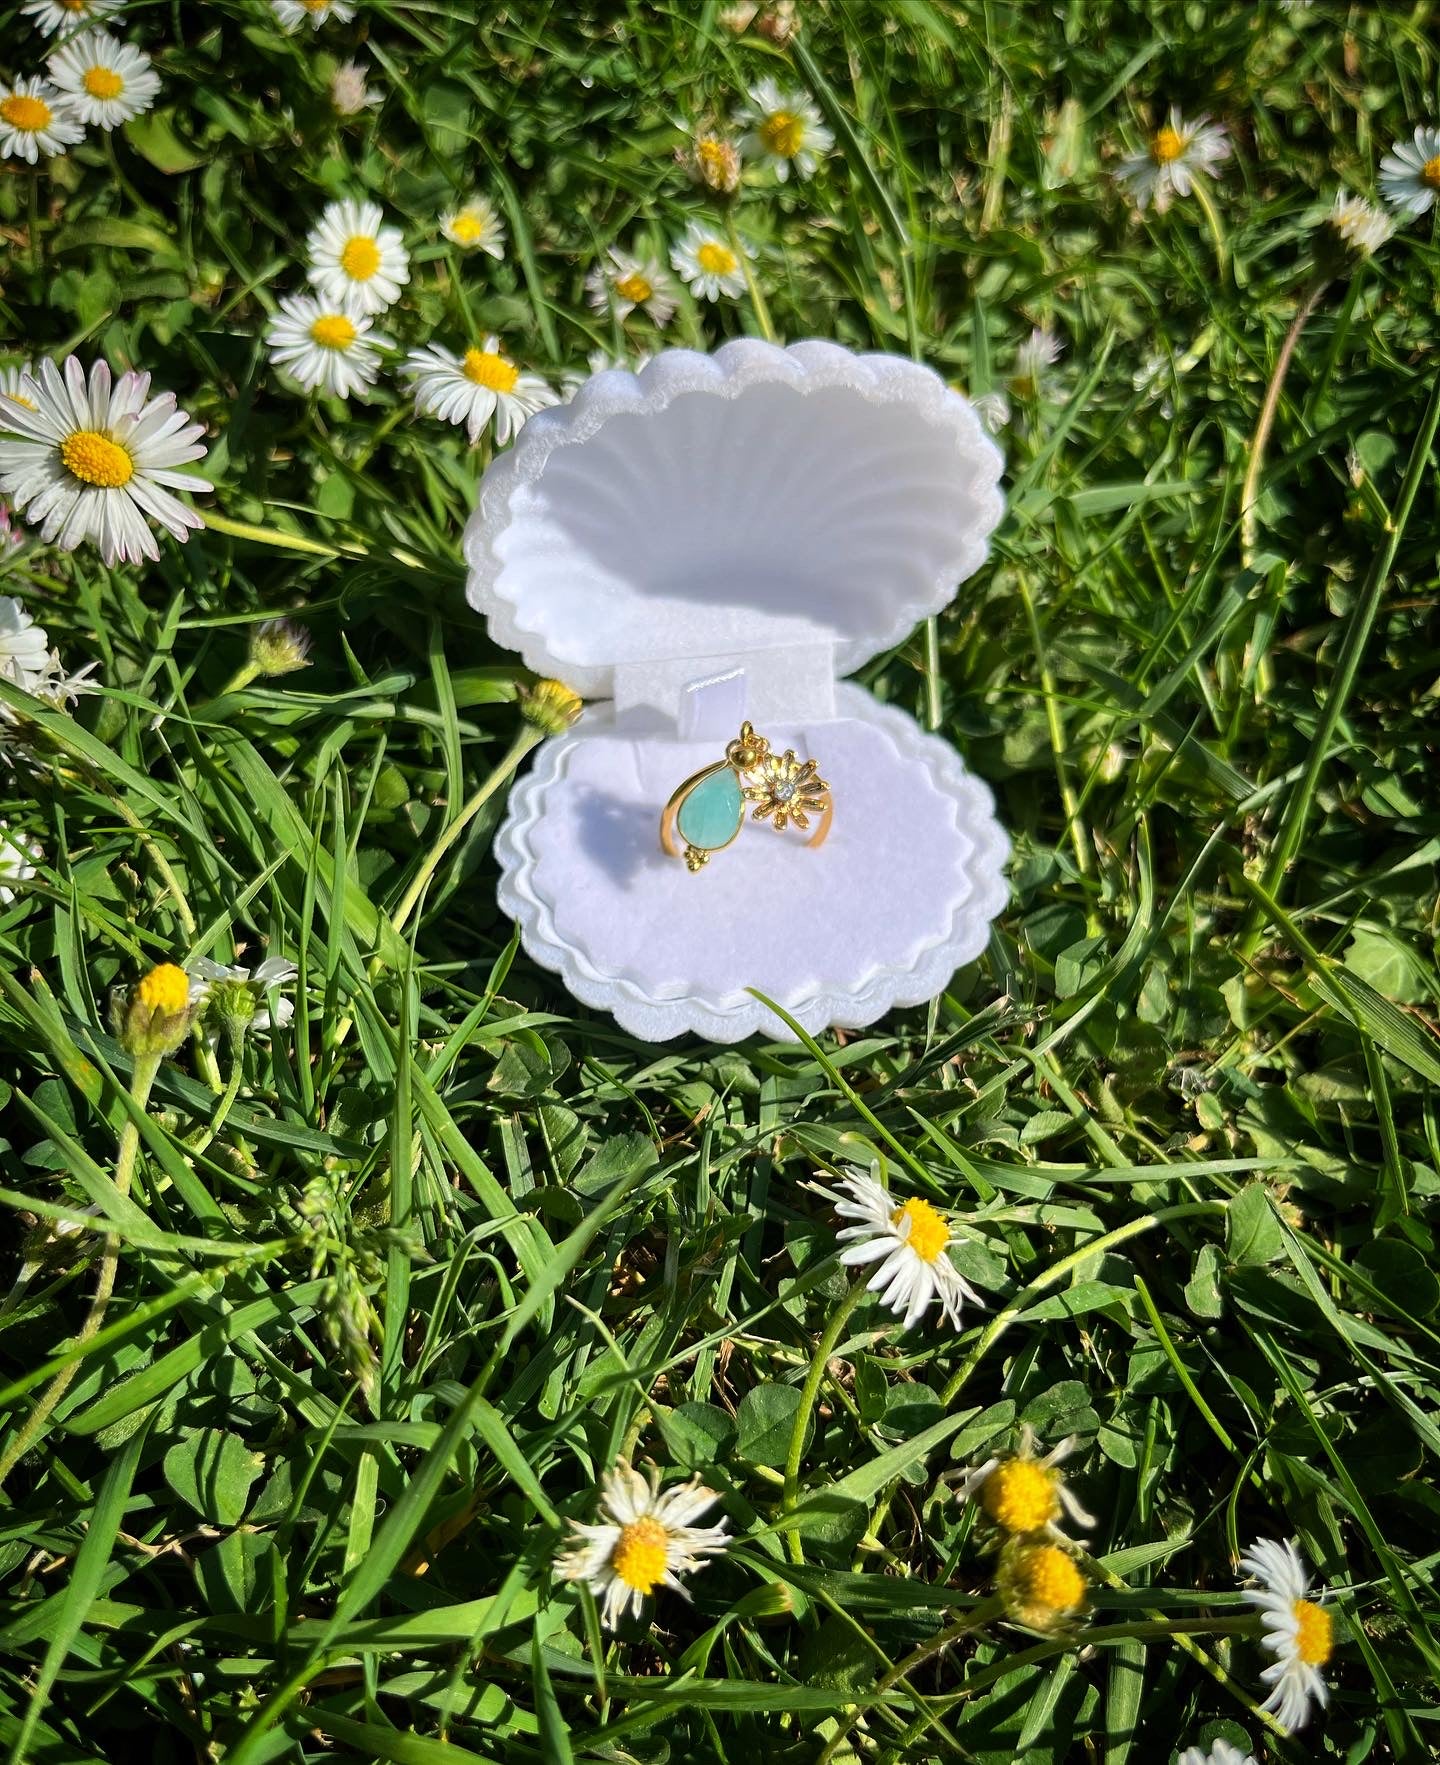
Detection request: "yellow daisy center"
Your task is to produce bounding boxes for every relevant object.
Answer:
[136,963,190,1013]
[697,138,728,172]
[462,347,519,393]
[301,0,330,10]
[614,270,654,305]
[60,0,88,10]
[696,241,737,275]
[891,1197,949,1263]
[1,95,53,133]
[1152,125,1186,164]
[309,313,357,350]
[1014,1544,1085,1615]
[1422,155,1440,190]
[611,1516,669,1594]
[83,66,125,100]
[449,212,486,244]
[60,429,134,489]
[1293,1599,1333,1666]
[339,234,381,280]
[982,1459,1060,1534]
[760,110,804,158]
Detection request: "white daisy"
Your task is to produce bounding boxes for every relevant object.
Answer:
[0,597,51,690]
[736,77,833,182]
[0,356,211,567]
[0,364,38,416]
[670,222,749,301]
[440,195,506,258]
[20,0,122,37]
[306,199,409,317]
[264,294,390,400]
[0,823,40,906]
[47,31,159,130]
[270,0,354,31]
[1012,327,1063,397]
[1379,125,1440,216]
[584,246,678,325]
[555,1460,729,1631]
[1238,1537,1334,1733]
[0,77,85,164]
[330,58,380,117]
[401,337,557,445]
[817,1166,983,1331]
[952,1425,1095,1543]
[191,955,298,1042]
[1115,107,1230,213]
[1325,192,1393,257]
[1178,1744,1256,1765]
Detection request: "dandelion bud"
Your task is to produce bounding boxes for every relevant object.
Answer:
[519,677,583,735]
[114,962,205,1059]
[248,617,313,679]
[691,133,742,195]
[996,1538,1087,1633]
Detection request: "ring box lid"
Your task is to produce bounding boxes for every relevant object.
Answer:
[463,338,1005,699]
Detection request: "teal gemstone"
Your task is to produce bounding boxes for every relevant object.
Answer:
[676,765,744,852]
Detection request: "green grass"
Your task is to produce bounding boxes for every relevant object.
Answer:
[2,0,1440,1759]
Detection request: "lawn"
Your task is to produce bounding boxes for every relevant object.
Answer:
[1,1,1438,1761]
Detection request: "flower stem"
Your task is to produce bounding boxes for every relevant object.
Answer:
[188,1049,245,1158]
[1238,277,1327,566]
[0,1051,161,1494]
[730,210,774,343]
[782,1278,867,1565]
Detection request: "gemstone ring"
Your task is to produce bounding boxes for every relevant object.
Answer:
[660,721,832,873]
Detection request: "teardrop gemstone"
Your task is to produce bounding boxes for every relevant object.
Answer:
[676,765,744,852]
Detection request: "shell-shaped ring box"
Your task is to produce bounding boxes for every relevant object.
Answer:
[464,338,1010,1043]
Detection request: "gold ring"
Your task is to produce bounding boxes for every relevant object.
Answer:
[660,721,832,873]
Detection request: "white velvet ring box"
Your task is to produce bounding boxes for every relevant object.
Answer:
[463,338,1011,1043]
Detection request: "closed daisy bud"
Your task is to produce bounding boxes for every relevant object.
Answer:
[249,617,313,677]
[953,1425,1095,1544]
[520,678,583,735]
[689,132,742,195]
[996,1537,1087,1633]
[114,961,207,1058]
[1320,193,1393,266]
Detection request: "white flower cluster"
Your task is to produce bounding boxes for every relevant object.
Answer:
[2,3,160,164]
[263,198,560,445]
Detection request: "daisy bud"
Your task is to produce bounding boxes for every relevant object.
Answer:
[329,58,380,117]
[519,678,583,735]
[996,1538,1088,1633]
[203,976,258,1048]
[1319,193,1393,269]
[249,617,313,678]
[690,133,742,195]
[755,2,800,45]
[113,962,206,1059]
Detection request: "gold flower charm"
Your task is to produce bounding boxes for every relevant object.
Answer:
[744,748,829,832]
[660,721,833,872]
